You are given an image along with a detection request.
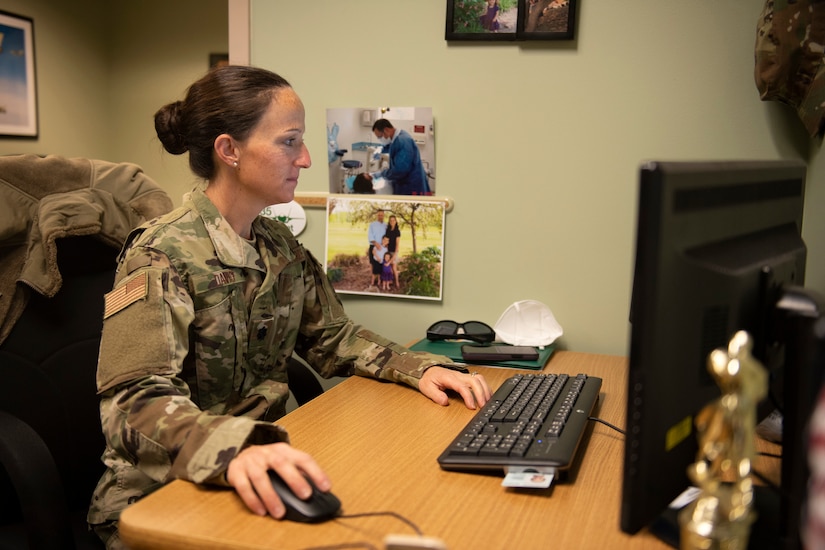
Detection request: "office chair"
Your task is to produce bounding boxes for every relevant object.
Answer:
[0,244,325,549]
[0,236,115,549]
[287,356,325,407]
[0,153,179,549]
[0,238,325,548]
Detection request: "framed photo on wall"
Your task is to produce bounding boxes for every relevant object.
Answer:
[445,0,576,41]
[0,10,37,138]
[518,0,577,40]
[445,0,518,40]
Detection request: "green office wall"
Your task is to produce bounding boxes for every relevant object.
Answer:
[0,0,821,356]
[249,0,821,356]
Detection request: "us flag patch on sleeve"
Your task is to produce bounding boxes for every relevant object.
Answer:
[104,271,148,319]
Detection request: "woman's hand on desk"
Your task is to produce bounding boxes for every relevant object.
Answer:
[420,367,492,409]
[226,442,330,519]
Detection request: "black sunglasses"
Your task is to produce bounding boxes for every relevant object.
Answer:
[426,320,496,344]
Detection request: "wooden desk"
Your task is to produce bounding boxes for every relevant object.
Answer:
[117,352,679,549]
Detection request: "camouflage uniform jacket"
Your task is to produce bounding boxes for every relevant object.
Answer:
[87,188,450,527]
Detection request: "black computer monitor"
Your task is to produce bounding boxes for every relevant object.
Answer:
[620,160,825,549]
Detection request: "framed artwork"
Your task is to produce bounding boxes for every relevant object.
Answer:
[325,196,445,301]
[445,0,576,41]
[0,10,37,138]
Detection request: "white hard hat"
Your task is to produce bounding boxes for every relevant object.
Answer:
[493,300,563,348]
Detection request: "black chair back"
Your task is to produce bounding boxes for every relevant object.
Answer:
[0,236,115,549]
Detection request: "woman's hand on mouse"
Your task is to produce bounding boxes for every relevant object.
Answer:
[419,367,492,409]
[226,442,331,519]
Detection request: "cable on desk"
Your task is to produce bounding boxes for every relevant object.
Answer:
[588,416,626,435]
[303,543,379,550]
[750,450,783,494]
[758,450,781,460]
[298,511,425,550]
[338,510,423,536]
[584,417,784,446]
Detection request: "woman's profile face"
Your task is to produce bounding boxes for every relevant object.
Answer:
[234,87,311,208]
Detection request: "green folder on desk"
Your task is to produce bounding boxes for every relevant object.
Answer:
[408,339,555,370]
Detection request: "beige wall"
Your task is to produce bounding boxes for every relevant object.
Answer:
[105,0,229,204]
[0,0,228,204]
[250,0,823,356]
[0,0,111,158]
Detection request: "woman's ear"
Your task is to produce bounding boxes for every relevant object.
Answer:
[214,134,239,168]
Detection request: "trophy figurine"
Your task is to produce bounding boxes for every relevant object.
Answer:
[679,330,768,550]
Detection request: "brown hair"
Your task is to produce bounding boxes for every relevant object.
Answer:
[154,65,291,180]
[371,118,394,132]
[352,173,375,194]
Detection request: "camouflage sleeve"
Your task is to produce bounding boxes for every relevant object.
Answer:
[98,376,288,486]
[96,247,288,488]
[295,250,451,390]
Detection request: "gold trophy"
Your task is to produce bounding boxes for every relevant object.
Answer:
[679,331,768,550]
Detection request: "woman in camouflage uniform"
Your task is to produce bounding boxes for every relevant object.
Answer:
[87,65,491,548]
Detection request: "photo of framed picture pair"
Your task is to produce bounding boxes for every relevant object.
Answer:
[0,10,37,138]
[445,0,577,41]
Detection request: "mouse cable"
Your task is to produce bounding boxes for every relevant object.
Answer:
[302,543,379,550]
[299,512,425,550]
[587,416,626,435]
[337,510,423,536]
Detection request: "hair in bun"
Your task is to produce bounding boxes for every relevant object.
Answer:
[154,100,187,155]
[153,65,291,180]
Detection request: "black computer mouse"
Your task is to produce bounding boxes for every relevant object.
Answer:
[267,470,342,523]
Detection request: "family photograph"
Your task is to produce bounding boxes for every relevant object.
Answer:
[325,197,445,300]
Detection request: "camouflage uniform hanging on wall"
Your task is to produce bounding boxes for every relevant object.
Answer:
[755,0,825,137]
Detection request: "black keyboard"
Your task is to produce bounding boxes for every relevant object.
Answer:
[437,373,602,474]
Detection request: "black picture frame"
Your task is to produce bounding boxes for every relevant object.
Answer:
[445,0,577,42]
[0,10,38,138]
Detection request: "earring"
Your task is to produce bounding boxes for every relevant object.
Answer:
[233,161,238,168]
